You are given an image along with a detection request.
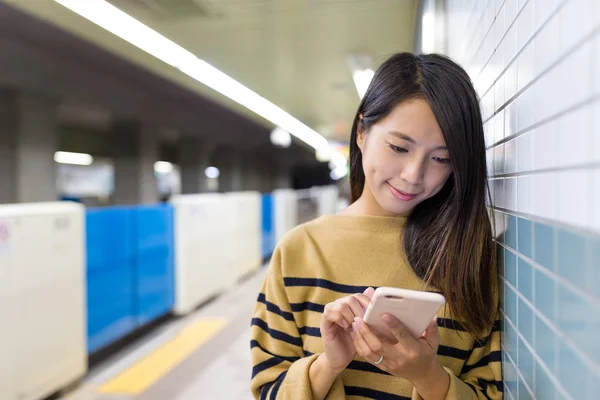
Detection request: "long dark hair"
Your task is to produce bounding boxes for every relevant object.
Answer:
[350,53,496,336]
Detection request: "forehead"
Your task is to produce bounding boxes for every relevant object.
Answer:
[375,99,445,146]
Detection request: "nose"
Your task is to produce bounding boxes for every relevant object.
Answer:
[400,155,425,186]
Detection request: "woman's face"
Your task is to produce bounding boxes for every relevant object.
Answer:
[357,98,453,216]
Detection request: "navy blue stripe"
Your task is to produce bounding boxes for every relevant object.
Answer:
[298,326,321,337]
[437,318,467,332]
[250,340,301,363]
[290,301,325,313]
[269,371,287,400]
[283,277,371,294]
[344,386,411,400]
[347,360,392,376]
[465,382,477,395]
[252,357,283,379]
[478,378,504,393]
[251,318,303,347]
[438,344,471,360]
[461,350,502,375]
[257,293,295,321]
[260,380,276,400]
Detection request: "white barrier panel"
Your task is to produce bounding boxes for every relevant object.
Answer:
[0,202,87,400]
[310,185,340,216]
[273,189,298,245]
[226,192,261,279]
[171,192,262,315]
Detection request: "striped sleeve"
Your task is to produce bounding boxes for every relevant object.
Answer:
[250,246,345,399]
[413,318,503,400]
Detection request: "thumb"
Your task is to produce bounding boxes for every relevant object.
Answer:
[422,317,440,343]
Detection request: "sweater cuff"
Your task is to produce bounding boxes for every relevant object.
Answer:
[411,367,475,400]
[279,354,346,400]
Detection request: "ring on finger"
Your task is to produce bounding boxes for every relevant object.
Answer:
[374,355,384,365]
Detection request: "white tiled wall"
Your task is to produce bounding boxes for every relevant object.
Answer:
[444,0,600,398]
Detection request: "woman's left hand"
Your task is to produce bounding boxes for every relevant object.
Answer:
[351,314,450,399]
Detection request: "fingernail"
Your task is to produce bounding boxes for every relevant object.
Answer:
[352,322,357,332]
[382,314,393,324]
[342,320,349,329]
[354,317,362,330]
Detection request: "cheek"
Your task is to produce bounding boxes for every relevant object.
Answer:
[426,168,452,194]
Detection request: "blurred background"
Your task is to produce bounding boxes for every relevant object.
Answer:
[0,0,598,399]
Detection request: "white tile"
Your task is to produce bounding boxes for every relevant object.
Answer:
[505,0,519,26]
[534,12,560,75]
[505,100,518,137]
[494,178,506,209]
[495,75,506,109]
[518,175,534,214]
[505,138,517,173]
[487,148,495,177]
[559,0,597,53]
[517,0,535,50]
[592,169,600,233]
[532,172,556,220]
[533,122,557,171]
[517,131,534,172]
[495,109,506,143]
[494,5,506,50]
[516,88,535,132]
[494,143,506,175]
[535,0,559,30]
[556,105,593,168]
[594,102,600,162]
[505,60,518,101]
[485,120,495,148]
[559,43,594,110]
[506,177,518,211]
[556,169,591,228]
[595,36,600,95]
[517,42,535,92]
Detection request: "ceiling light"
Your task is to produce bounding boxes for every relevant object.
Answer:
[205,166,220,179]
[422,9,435,53]
[346,53,374,99]
[54,151,94,166]
[54,0,330,155]
[270,127,292,148]
[154,161,174,174]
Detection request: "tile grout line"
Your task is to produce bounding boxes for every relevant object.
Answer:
[500,274,600,376]
[501,309,574,400]
[500,340,536,400]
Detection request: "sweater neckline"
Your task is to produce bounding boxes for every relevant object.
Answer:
[321,213,408,233]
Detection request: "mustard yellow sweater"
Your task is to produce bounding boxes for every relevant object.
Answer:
[250,215,502,399]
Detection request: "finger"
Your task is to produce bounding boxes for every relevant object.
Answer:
[356,317,390,355]
[323,304,351,329]
[382,314,414,343]
[363,286,375,299]
[352,320,381,363]
[346,295,368,318]
[422,318,440,347]
[353,294,372,310]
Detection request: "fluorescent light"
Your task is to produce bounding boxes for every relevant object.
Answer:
[422,11,435,53]
[352,69,375,99]
[54,0,331,156]
[270,127,292,148]
[205,166,220,179]
[154,161,174,174]
[54,151,94,166]
[330,165,348,181]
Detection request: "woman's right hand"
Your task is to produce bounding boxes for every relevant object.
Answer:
[320,287,375,374]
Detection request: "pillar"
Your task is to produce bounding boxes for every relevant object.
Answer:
[0,90,58,203]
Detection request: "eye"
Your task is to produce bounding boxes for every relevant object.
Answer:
[388,144,408,154]
[432,156,451,164]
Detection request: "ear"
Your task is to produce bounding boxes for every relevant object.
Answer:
[356,114,366,151]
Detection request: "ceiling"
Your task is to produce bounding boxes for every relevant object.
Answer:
[4,0,417,143]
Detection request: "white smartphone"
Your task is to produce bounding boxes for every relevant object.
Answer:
[363,287,446,339]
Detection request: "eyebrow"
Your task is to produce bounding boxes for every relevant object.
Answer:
[388,131,448,151]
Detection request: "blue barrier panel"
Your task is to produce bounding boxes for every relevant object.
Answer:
[261,194,275,259]
[86,207,136,354]
[133,204,175,327]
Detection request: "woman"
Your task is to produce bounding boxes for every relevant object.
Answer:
[250,52,502,399]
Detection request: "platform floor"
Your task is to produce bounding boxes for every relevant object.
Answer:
[59,268,267,400]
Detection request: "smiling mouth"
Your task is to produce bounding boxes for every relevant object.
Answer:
[388,183,419,201]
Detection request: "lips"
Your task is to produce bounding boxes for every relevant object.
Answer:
[388,183,418,201]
